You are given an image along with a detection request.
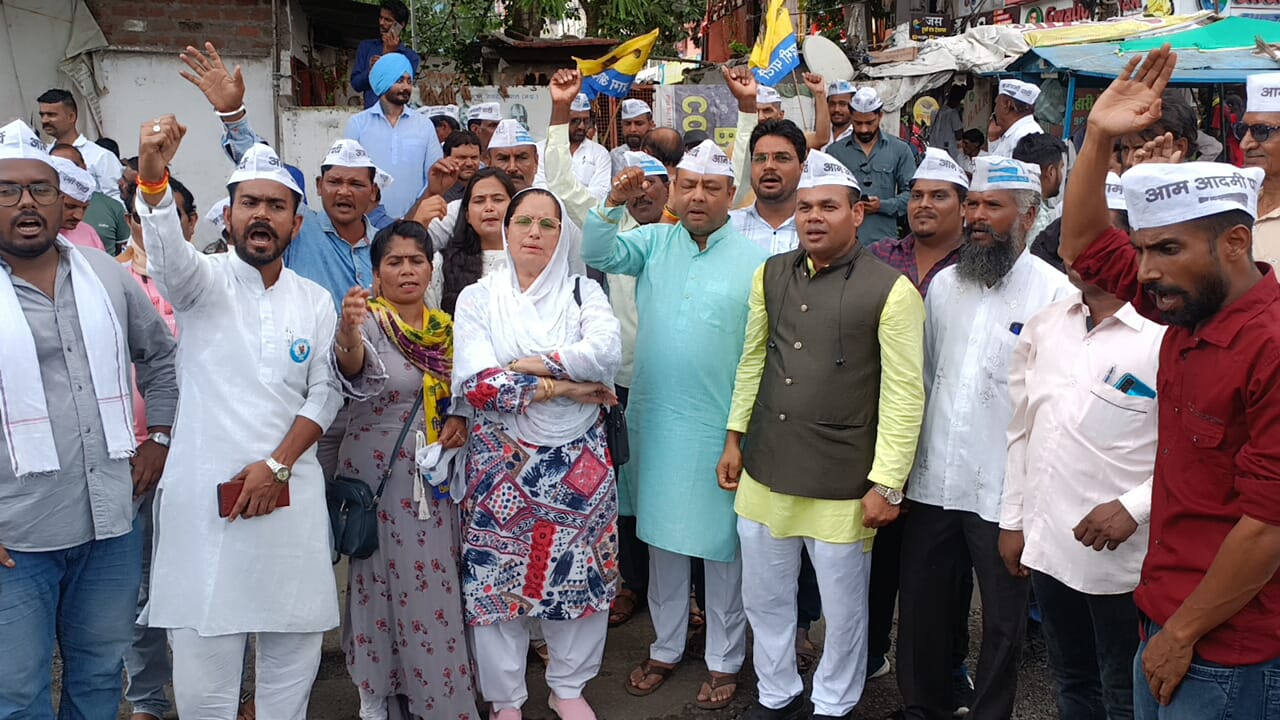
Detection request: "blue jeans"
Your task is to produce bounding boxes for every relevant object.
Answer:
[1032,571,1138,720]
[0,529,142,720]
[1134,616,1280,719]
[124,492,172,717]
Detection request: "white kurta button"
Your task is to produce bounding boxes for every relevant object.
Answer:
[785,377,793,385]
[800,304,809,312]
[779,413,787,421]
[794,341,803,349]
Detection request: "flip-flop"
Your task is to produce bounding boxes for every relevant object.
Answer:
[609,588,642,627]
[626,658,680,697]
[796,629,820,675]
[695,672,739,710]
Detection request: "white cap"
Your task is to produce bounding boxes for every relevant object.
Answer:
[676,139,735,178]
[0,119,55,170]
[424,104,460,120]
[226,144,303,195]
[48,156,94,203]
[620,99,652,120]
[571,93,592,113]
[970,156,1041,195]
[486,119,536,150]
[912,147,969,190]
[205,197,230,232]
[322,138,392,189]
[999,79,1041,106]
[441,103,460,120]
[623,150,667,177]
[421,105,441,118]
[756,86,783,106]
[1105,172,1126,212]
[851,87,883,113]
[1122,162,1263,231]
[797,149,861,192]
[468,102,501,123]
[1246,72,1280,114]
[827,79,855,97]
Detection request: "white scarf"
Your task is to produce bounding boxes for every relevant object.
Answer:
[453,190,598,447]
[0,238,136,476]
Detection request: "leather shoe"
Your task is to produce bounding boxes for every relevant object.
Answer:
[736,694,810,720]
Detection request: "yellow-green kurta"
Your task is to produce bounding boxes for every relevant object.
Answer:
[582,203,767,562]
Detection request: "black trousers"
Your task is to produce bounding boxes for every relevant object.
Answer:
[867,514,973,666]
[898,503,1029,720]
[615,386,650,596]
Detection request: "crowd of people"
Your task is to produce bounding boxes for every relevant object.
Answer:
[2,4,1280,718]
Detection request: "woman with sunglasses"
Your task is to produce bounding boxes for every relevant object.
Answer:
[452,188,621,720]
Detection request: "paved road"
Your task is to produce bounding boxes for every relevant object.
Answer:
[101,604,1059,719]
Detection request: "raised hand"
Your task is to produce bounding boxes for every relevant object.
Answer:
[1131,131,1184,166]
[722,65,759,112]
[382,22,402,54]
[550,69,583,108]
[607,167,649,207]
[138,115,187,187]
[340,287,371,335]
[179,42,246,115]
[1087,45,1177,139]
[427,157,462,197]
[802,72,826,97]
[411,194,448,225]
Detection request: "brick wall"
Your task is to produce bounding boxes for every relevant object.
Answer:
[85,0,276,55]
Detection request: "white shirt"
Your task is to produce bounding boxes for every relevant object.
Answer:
[137,190,341,635]
[823,125,853,151]
[987,114,1044,159]
[908,254,1073,522]
[49,134,123,204]
[1000,295,1163,594]
[729,204,798,255]
[572,138,613,201]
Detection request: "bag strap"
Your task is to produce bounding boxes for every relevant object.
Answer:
[373,389,423,502]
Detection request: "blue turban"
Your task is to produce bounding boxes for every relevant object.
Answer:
[370,53,413,97]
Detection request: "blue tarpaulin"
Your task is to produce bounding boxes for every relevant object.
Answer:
[999,42,1280,85]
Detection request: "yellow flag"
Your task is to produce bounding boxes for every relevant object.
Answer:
[575,29,661,99]
[749,0,800,86]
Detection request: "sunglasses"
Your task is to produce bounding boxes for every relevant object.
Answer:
[510,215,561,232]
[0,182,60,208]
[1233,122,1280,143]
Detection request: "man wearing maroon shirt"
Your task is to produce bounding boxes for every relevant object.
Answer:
[1060,45,1280,718]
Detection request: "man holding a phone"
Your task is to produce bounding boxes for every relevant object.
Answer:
[350,0,419,109]
[826,87,916,246]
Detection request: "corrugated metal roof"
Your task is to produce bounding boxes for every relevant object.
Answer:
[1002,43,1280,83]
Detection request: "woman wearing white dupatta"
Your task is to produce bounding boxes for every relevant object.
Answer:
[452,188,621,720]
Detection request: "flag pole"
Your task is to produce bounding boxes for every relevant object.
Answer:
[790,67,809,133]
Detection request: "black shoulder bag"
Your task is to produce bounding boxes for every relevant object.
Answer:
[573,279,630,466]
[327,390,423,561]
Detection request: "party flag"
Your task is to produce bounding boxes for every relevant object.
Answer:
[749,0,800,87]
[576,29,660,100]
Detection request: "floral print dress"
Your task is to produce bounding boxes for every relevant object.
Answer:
[459,355,620,626]
[336,317,477,720]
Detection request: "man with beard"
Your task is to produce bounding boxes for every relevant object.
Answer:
[585,140,766,710]
[730,119,806,254]
[181,41,391,310]
[1013,132,1067,243]
[610,99,657,176]
[439,130,482,202]
[827,87,917,246]
[1239,72,1280,268]
[866,148,977,714]
[898,155,1071,720]
[986,80,1044,160]
[567,93,613,200]
[719,150,925,720]
[51,143,130,254]
[466,103,502,154]
[0,119,177,720]
[345,53,443,222]
[37,88,124,203]
[48,155,106,251]
[135,118,340,719]
[1061,46,1280,718]
[824,80,856,150]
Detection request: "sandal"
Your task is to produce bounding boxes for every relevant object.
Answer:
[695,671,739,710]
[688,597,705,629]
[530,639,550,666]
[796,628,820,675]
[610,588,642,627]
[626,658,679,697]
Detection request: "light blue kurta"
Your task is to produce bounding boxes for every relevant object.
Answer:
[582,203,766,562]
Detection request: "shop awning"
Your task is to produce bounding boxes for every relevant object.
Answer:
[1121,16,1280,53]
[1002,42,1280,84]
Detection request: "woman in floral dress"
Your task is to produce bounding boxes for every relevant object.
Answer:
[333,220,477,720]
[452,189,622,720]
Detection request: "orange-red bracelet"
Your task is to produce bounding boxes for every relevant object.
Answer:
[137,170,170,195]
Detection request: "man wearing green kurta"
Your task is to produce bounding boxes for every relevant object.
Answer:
[582,139,766,708]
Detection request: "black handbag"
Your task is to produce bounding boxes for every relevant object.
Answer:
[573,278,629,467]
[326,390,422,561]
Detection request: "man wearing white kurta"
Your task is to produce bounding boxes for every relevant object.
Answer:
[135,118,341,720]
[986,80,1045,160]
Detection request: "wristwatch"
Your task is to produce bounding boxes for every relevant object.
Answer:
[265,457,292,484]
[872,484,905,506]
[147,431,171,448]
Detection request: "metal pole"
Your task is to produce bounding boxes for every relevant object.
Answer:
[1063,72,1077,143]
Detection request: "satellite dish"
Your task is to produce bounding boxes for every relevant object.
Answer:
[803,35,854,83]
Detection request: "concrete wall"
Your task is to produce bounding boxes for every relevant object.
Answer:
[280,106,353,203]
[94,51,277,247]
